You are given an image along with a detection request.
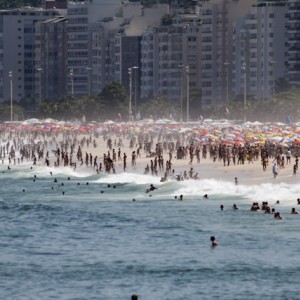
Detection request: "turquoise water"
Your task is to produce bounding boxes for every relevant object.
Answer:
[1,165,300,299]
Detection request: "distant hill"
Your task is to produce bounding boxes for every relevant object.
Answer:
[0,0,196,10]
[0,0,43,9]
[129,0,197,7]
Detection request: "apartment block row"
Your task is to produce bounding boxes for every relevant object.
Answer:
[0,0,298,115]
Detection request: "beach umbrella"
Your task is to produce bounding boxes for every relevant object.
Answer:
[279,142,290,148]
[280,137,293,143]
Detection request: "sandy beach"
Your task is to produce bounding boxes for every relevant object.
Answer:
[1,119,299,187]
[29,132,300,186]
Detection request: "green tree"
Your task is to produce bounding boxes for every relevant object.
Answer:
[139,96,179,120]
[0,102,24,122]
[161,14,172,25]
[189,89,202,120]
[0,0,42,9]
[98,81,128,120]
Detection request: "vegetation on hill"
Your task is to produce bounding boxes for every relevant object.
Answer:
[0,0,196,9]
[128,0,196,8]
[0,0,42,9]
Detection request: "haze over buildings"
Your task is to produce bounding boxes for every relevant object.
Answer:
[0,0,298,116]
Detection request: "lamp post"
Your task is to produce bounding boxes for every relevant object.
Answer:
[180,68,183,122]
[242,62,247,122]
[132,66,138,119]
[186,65,190,122]
[224,62,230,107]
[179,64,190,122]
[70,68,74,96]
[86,67,92,97]
[9,71,13,122]
[37,68,43,106]
[269,60,276,97]
[179,65,184,122]
[128,67,132,121]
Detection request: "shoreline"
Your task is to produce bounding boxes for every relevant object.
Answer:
[1,119,299,187]
[1,134,298,187]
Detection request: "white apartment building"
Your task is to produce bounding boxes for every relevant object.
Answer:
[67,0,121,98]
[233,1,288,99]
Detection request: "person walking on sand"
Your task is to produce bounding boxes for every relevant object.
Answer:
[272,163,278,179]
[293,164,297,176]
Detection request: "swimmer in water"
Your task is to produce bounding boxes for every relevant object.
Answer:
[232,204,238,210]
[290,208,299,214]
[210,236,218,247]
[274,212,282,220]
[146,184,157,193]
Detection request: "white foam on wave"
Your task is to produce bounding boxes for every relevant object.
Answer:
[174,179,300,205]
[175,179,235,197]
[44,166,92,178]
[95,172,162,185]
[2,163,92,179]
[1,163,299,205]
[239,182,300,205]
[92,173,300,205]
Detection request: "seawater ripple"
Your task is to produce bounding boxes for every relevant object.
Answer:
[0,168,300,299]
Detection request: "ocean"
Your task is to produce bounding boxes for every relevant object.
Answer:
[1,164,300,300]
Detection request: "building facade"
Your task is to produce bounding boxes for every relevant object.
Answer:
[140,14,202,116]
[199,0,256,107]
[66,0,121,98]
[232,1,288,99]
[286,0,300,87]
[0,8,60,108]
[35,17,67,103]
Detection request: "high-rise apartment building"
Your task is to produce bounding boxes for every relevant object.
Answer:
[0,8,60,107]
[35,17,67,103]
[140,13,202,113]
[66,0,121,98]
[286,0,300,87]
[233,0,288,99]
[199,0,255,107]
[89,2,146,96]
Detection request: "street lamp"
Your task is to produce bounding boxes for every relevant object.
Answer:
[9,71,13,122]
[186,65,190,122]
[179,64,190,122]
[242,62,247,122]
[37,68,43,106]
[86,67,92,97]
[69,68,74,96]
[224,62,230,107]
[269,60,276,97]
[132,66,139,119]
[179,65,184,122]
[128,67,132,121]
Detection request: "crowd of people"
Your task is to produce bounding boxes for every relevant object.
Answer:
[1,125,300,183]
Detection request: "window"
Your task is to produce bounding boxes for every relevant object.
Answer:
[188,36,196,42]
